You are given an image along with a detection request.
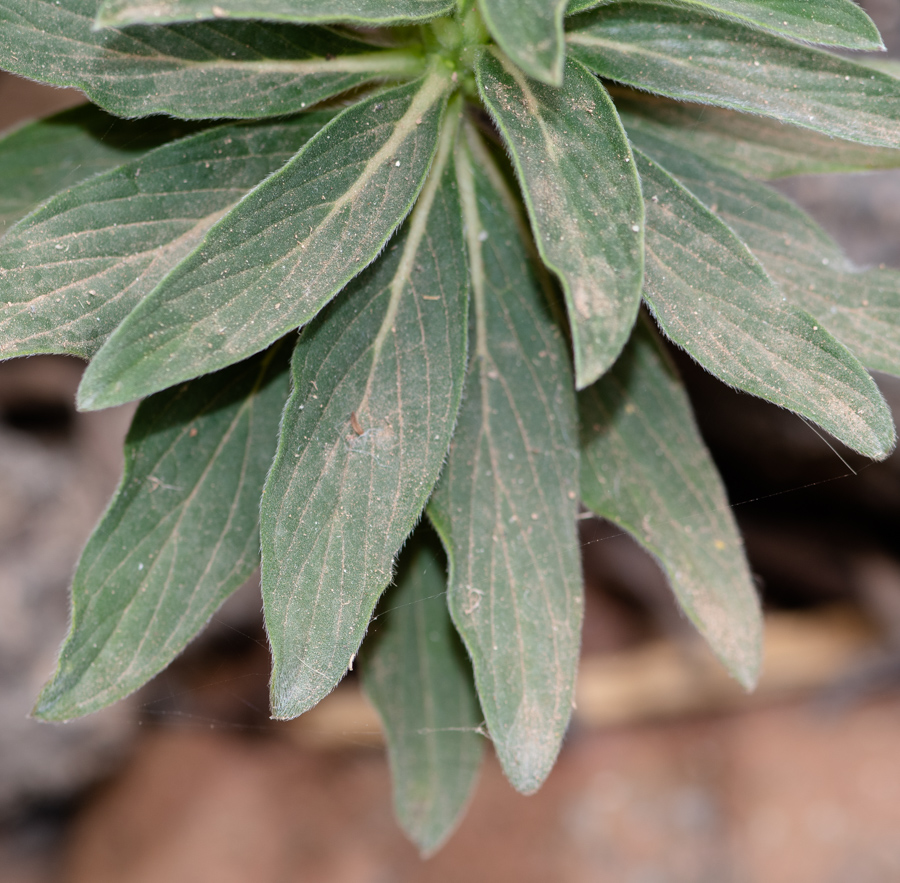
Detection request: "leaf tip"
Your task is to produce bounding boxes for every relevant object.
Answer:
[31,680,74,723]
[528,59,565,89]
[268,666,340,721]
[405,819,457,860]
[729,634,763,694]
[870,418,897,462]
[492,711,567,795]
[76,369,137,411]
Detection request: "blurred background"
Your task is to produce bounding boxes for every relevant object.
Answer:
[2,2,900,881]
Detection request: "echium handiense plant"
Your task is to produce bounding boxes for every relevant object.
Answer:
[1,0,900,855]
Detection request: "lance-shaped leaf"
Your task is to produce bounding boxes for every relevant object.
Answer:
[0,114,334,361]
[0,0,424,120]
[631,132,900,378]
[428,128,581,795]
[98,0,454,27]
[0,106,198,238]
[34,342,291,721]
[78,73,450,410]
[567,2,900,148]
[566,0,883,50]
[635,149,895,460]
[260,118,468,720]
[478,0,568,85]
[580,320,762,688]
[476,49,644,390]
[361,527,483,857]
[615,94,900,179]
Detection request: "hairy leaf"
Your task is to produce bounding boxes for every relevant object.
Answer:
[567,2,900,148]
[78,72,450,410]
[428,127,581,795]
[0,107,198,238]
[479,0,567,85]
[34,342,291,721]
[616,94,900,179]
[98,0,454,27]
[361,528,483,857]
[635,149,895,460]
[580,320,762,688]
[566,0,883,50]
[261,119,467,720]
[0,115,333,361]
[476,49,644,390]
[0,0,423,119]
[633,133,900,377]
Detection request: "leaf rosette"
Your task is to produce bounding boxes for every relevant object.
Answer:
[1,0,899,853]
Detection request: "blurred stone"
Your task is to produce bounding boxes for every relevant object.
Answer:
[0,357,137,811]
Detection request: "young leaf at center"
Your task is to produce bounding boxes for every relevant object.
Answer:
[478,0,568,85]
[260,112,468,719]
[475,49,644,390]
[428,127,582,795]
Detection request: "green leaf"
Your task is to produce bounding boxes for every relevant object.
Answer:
[260,116,468,720]
[361,527,483,857]
[631,132,900,378]
[579,320,762,689]
[635,148,895,460]
[78,72,451,410]
[475,49,644,390]
[863,58,900,80]
[567,2,900,148]
[615,93,900,179]
[0,0,424,120]
[33,341,291,721]
[0,106,198,238]
[478,0,567,85]
[428,126,581,795]
[97,0,454,27]
[566,0,883,50]
[0,114,334,361]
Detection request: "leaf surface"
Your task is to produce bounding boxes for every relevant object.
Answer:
[633,133,900,378]
[78,73,450,409]
[478,0,568,85]
[361,528,483,857]
[635,149,895,460]
[616,93,900,179]
[0,107,198,238]
[566,0,883,50]
[34,342,291,721]
[260,118,468,720]
[476,49,644,390]
[580,320,761,688]
[98,0,454,27]
[0,0,423,119]
[428,127,581,794]
[567,2,900,148]
[0,115,333,361]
